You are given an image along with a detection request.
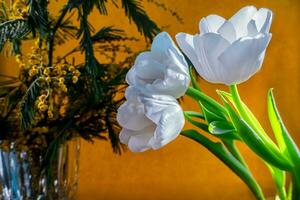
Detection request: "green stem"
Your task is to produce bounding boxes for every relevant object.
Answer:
[229,85,254,127]
[223,139,249,169]
[276,180,287,200]
[186,87,227,115]
[291,166,300,200]
[182,130,265,200]
[188,65,201,91]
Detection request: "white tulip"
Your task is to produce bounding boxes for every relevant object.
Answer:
[176,6,273,85]
[126,32,190,98]
[117,87,184,152]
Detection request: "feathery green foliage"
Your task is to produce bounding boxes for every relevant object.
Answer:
[122,0,160,40]
[0,19,30,50]
[0,0,182,155]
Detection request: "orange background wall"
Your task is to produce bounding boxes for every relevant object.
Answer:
[1,0,300,199]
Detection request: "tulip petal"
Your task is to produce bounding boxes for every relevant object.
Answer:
[140,95,179,124]
[219,33,272,84]
[247,20,258,37]
[128,132,153,152]
[151,32,187,67]
[126,52,165,85]
[134,53,165,80]
[199,14,226,34]
[120,125,156,152]
[176,32,200,68]
[217,21,236,43]
[124,86,140,102]
[151,32,176,54]
[140,95,184,150]
[135,60,165,81]
[150,70,190,98]
[127,32,190,98]
[117,101,153,131]
[118,86,184,152]
[253,8,273,33]
[229,6,257,38]
[150,104,185,149]
[193,33,230,83]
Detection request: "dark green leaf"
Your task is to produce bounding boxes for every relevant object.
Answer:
[96,0,108,15]
[91,26,125,42]
[121,0,160,40]
[105,109,122,154]
[184,111,208,132]
[27,0,49,38]
[188,64,201,91]
[20,79,40,130]
[186,87,228,119]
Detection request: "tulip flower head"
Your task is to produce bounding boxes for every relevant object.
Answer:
[126,32,190,98]
[117,87,184,152]
[176,6,273,85]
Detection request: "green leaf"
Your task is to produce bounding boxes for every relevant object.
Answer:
[209,121,240,140]
[27,0,49,38]
[96,0,108,15]
[20,79,40,130]
[186,87,228,119]
[0,19,30,51]
[188,65,201,91]
[201,102,226,123]
[219,90,288,200]
[91,26,125,42]
[268,89,300,164]
[218,88,287,163]
[105,108,122,154]
[184,111,204,120]
[184,111,208,132]
[267,164,287,200]
[287,182,293,200]
[217,90,266,134]
[78,10,104,101]
[121,0,160,40]
[54,13,78,44]
[222,96,292,171]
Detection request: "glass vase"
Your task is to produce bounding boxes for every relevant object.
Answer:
[0,138,80,200]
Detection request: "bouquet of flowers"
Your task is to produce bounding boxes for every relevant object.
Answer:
[0,0,182,198]
[117,6,300,200]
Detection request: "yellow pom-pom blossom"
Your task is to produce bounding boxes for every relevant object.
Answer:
[47,110,54,119]
[43,68,50,76]
[11,0,29,19]
[72,76,78,84]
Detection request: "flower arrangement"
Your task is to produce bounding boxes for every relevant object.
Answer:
[118,6,300,200]
[0,0,182,198]
[0,0,162,153]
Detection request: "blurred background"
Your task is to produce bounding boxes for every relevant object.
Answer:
[1,0,300,199]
